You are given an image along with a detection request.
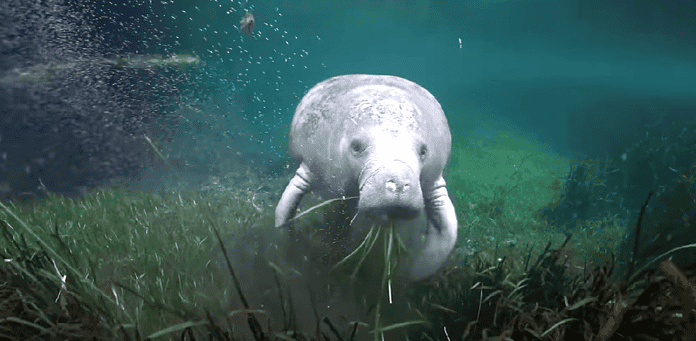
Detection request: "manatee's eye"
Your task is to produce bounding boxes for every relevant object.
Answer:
[350,139,365,155]
[418,144,428,160]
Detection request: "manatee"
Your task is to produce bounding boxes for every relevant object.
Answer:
[276,74,458,281]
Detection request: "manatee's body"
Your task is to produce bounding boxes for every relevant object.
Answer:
[276,74,458,280]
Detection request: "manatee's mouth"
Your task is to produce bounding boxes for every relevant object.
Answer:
[359,203,421,221]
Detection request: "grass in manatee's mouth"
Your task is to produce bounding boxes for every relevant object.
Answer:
[333,222,405,280]
[331,221,426,338]
[286,194,428,338]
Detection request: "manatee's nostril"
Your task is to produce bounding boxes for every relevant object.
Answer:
[386,180,409,193]
[386,180,397,192]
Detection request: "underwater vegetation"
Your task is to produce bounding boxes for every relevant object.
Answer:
[544,112,696,224]
[0,134,695,340]
[541,113,696,271]
[1,0,695,336]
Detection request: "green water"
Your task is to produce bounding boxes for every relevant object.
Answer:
[1,0,695,199]
[1,1,696,338]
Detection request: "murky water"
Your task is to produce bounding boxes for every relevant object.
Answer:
[0,0,315,200]
[1,0,695,205]
[1,1,695,338]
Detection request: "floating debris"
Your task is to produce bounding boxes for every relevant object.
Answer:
[239,11,255,36]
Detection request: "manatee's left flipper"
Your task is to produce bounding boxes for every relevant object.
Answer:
[275,162,314,228]
[409,176,458,281]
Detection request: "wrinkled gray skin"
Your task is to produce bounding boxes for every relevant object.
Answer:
[275,74,458,281]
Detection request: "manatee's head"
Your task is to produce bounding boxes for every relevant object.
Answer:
[290,75,451,219]
[338,83,451,220]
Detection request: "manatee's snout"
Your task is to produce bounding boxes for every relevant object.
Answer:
[358,160,423,220]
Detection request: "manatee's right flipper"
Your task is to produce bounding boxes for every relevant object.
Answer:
[275,162,314,228]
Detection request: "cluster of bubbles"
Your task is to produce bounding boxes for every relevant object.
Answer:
[0,0,319,200]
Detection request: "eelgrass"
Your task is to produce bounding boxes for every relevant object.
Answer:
[0,186,620,340]
[0,187,275,339]
[370,224,427,339]
[330,220,427,340]
[1,193,694,340]
[1,133,694,340]
[0,201,118,339]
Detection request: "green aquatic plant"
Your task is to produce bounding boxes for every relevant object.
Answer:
[0,176,694,340]
[331,221,427,340]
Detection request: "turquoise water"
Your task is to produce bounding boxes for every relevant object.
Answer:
[0,0,695,201]
[2,2,696,337]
